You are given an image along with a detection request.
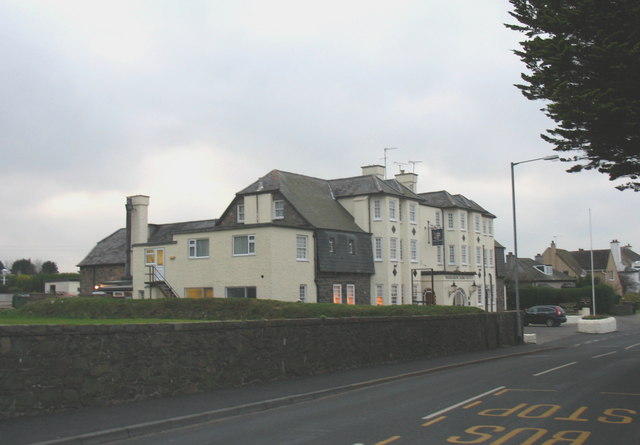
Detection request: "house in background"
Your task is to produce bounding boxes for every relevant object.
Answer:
[43,279,80,296]
[505,254,577,289]
[611,240,640,294]
[541,240,624,295]
[82,165,502,309]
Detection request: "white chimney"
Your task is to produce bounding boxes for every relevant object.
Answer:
[610,239,623,271]
[361,164,385,179]
[395,171,418,192]
[128,195,149,245]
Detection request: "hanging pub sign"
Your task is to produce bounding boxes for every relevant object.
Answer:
[431,228,444,246]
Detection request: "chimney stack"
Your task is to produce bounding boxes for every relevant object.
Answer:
[125,195,149,278]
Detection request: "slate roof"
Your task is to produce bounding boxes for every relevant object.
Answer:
[553,247,586,275]
[237,170,365,232]
[329,175,423,200]
[570,249,611,271]
[505,256,576,284]
[146,220,218,244]
[78,220,217,267]
[418,190,496,217]
[622,246,640,265]
[78,229,127,267]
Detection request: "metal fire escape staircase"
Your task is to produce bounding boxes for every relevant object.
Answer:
[145,266,179,298]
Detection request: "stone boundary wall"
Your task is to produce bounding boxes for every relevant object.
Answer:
[0,312,518,418]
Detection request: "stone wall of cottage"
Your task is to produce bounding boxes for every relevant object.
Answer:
[78,265,126,295]
[0,313,519,418]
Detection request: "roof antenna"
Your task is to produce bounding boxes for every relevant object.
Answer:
[408,160,422,172]
[383,147,398,179]
[394,161,407,173]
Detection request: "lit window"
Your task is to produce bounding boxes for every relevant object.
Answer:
[273,200,284,220]
[346,284,355,305]
[188,239,209,258]
[185,287,213,298]
[233,235,256,256]
[333,284,342,304]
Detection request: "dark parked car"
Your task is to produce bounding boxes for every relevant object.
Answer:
[524,305,567,327]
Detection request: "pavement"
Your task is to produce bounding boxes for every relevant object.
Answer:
[2,313,639,445]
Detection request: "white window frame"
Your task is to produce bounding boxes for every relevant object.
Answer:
[482,218,488,235]
[237,203,245,223]
[409,203,417,224]
[233,234,256,256]
[391,284,399,305]
[476,246,482,266]
[273,200,285,220]
[435,212,442,228]
[346,284,355,305]
[389,200,397,221]
[410,239,418,262]
[460,212,466,231]
[448,245,456,265]
[296,235,308,261]
[447,212,455,230]
[436,245,443,265]
[461,245,468,265]
[475,215,481,233]
[374,237,383,261]
[333,284,342,304]
[299,284,307,302]
[477,284,484,306]
[489,249,494,268]
[188,238,209,259]
[390,237,398,261]
[376,284,384,299]
[399,239,404,261]
[373,199,382,220]
[399,202,403,222]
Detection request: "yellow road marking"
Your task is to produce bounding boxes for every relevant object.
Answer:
[463,401,482,409]
[373,436,401,445]
[422,415,447,427]
[494,388,557,396]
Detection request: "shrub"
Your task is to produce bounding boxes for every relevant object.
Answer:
[13,297,484,321]
[621,293,640,310]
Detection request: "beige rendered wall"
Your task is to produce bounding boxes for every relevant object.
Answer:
[132,226,316,302]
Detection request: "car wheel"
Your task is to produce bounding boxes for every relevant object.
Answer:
[554,321,561,327]
[545,318,554,327]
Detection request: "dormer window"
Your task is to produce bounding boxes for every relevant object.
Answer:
[273,200,284,220]
[348,239,356,255]
[237,203,245,223]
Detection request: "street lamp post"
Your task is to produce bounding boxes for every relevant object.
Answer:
[511,154,559,343]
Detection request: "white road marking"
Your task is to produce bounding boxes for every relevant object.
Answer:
[592,351,617,359]
[533,361,577,377]
[625,343,640,350]
[422,386,506,420]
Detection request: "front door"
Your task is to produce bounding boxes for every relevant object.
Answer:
[144,248,165,280]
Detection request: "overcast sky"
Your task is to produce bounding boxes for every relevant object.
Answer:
[1,0,637,273]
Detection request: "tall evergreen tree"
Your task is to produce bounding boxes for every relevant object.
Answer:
[506,0,640,191]
[41,261,59,274]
